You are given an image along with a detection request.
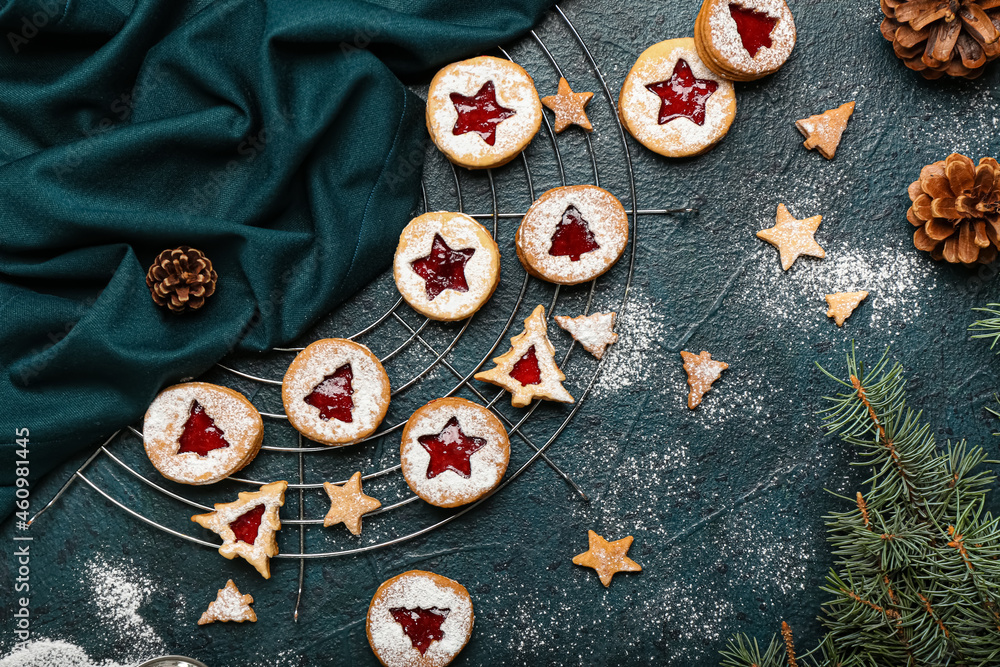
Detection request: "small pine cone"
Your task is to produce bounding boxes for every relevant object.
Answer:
[146,246,218,312]
[909,153,1000,265]
[880,0,1000,79]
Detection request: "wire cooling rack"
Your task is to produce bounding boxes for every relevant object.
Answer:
[29,6,694,619]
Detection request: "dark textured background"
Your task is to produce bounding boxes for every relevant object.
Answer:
[5,0,1000,665]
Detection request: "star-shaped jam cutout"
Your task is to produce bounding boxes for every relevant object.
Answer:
[177,400,231,456]
[450,81,516,147]
[541,77,594,133]
[572,530,642,587]
[411,234,476,301]
[389,607,450,655]
[756,203,826,270]
[304,364,354,422]
[729,3,778,58]
[418,416,486,480]
[323,471,381,535]
[549,206,600,262]
[680,350,728,410]
[645,59,718,126]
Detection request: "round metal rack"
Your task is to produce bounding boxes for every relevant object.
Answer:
[29,5,693,619]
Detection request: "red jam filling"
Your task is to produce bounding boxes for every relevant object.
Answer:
[510,345,542,386]
[229,503,265,544]
[411,233,476,301]
[548,205,600,262]
[304,364,355,423]
[418,416,487,479]
[177,400,231,457]
[389,607,450,655]
[729,3,777,57]
[645,59,719,127]
[450,81,516,147]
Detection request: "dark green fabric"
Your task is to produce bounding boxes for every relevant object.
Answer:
[0,0,555,520]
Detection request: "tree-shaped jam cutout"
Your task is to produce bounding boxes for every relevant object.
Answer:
[177,400,231,456]
[389,607,450,655]
[411,234,475,300]
[228,503,265,544]
[418,417,486,479]
[450,81,516,146]
[509,346,542,386]
[549,206,600,262]
[645,59,718,126]
[728,3,777,57]
[304,364,354,422]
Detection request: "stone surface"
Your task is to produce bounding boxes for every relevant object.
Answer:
[5,1,1000,666]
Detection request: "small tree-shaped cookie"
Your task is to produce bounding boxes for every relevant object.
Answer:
[198,580,256,625]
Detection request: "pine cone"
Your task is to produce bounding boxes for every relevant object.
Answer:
[146,246,218,312]
[880,0,1000,79]
[909,153,1000,265]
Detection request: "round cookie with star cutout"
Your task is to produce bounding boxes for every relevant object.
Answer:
[400,398,510,508]
[618,37,736,158]
[282,339,391,447]
[367,570,475,667]
[515,185,629,285]
[426,55,542,170]
[144,382,264,485]
[394,211,501,322]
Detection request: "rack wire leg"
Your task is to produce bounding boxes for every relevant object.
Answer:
[27,430,119,526]
[294,432,306,622]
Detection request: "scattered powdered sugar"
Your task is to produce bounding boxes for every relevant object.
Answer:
[400,401,509,507]
[427,57,541,163]
[368,572,474,667]
[84,554,166,662]
[706,0,795,74]
[284,340,390,444]
[518,186,629,284]
[394,212,500,319]
[0,640,131,667]
[143,383,261,484]
[591,293,667,400]
[619,41,735,156]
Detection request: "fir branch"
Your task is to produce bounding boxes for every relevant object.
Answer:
[969,305,1000,352]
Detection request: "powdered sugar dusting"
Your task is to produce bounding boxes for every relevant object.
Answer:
[143,383,261,484]
[0,641,131,667]
[368,572,474,667]
[84,554,165,661]
[428,56,541,164]
[620,41,735,156]
[401,401,509,507]
[518,187,629,284]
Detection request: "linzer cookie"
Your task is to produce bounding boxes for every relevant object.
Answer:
[400,398,510,508]
[618,38,736,158]
[367,570,474,667]
[426,56,542,170]
[515,185,628,285]
[191,481,288,578]
[282,339,391,446]
[143,382,263,485]
[475,305,574,408]
[695,0,796,81]
[394,212,501,322]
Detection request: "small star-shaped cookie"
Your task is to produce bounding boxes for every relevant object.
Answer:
[572,530,642,587]
[825,291,868,327]
[680,350,728,410]
[796,101,855,160]
[541,77,594,133]
[475,305,574,408]
[198,579,256,625]
[323,472,382,535]
[757,204,826,271]
[191,480,287,578]
[554,312,618,360]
